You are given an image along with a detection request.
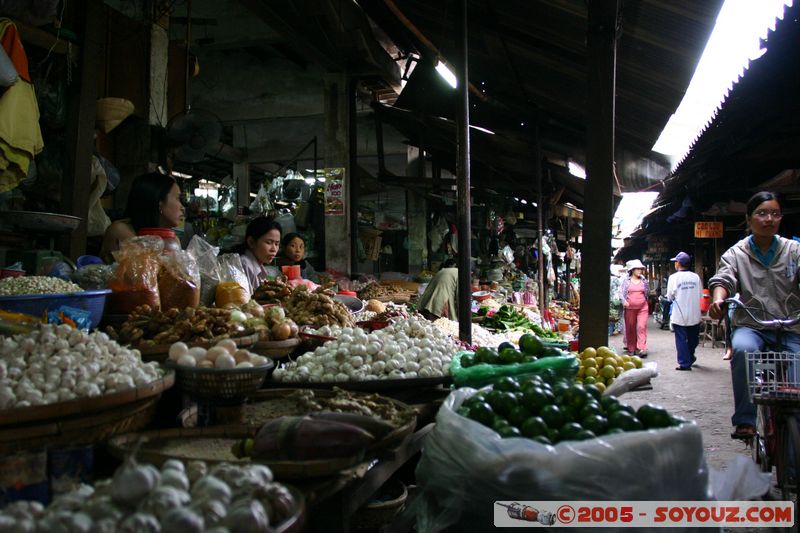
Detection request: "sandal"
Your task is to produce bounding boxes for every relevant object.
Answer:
[722,352,732,361]
[731,424,755,440]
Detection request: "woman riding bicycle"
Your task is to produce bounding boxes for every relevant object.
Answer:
[709,191,800,440]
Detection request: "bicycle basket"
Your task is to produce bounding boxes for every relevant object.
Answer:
[746,351,800,401]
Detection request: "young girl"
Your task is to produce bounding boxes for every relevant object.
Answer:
[279,233,319,282]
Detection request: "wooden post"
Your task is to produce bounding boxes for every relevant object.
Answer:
[456,0,472,344]
[536,140,545,314]
[60,0,103,259]
[578,0,619,350]
[233,125,250,212]
[323,73,352,275]
[349,76,360,272]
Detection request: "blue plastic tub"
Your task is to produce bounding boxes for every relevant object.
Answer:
[0,289,112,330]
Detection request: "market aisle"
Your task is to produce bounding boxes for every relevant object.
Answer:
[612,315,752,472]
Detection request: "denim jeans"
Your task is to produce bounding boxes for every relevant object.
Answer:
[730,327,800,427]
[673,324,699,369]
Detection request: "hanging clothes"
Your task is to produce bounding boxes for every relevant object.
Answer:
[0,19,43,193]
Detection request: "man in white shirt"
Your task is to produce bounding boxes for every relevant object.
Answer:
[667,251,702,371]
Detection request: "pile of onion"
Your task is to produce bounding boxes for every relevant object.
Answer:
[168,339,270,369]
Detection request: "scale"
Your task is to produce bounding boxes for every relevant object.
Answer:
[1,211,82,274]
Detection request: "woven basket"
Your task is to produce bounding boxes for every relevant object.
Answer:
[352,479,408,530]
[168,361,274,405]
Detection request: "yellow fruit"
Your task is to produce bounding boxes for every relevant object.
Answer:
[623,362,635,371]
[606,377,615,386]
[577,366,586,378]
[575,377,584,384]
[595,382,606,393]
[583,357,597,368]
[621,355,632,363]
[631,355,643,369]
[597,346,615,359]
[585,366,599,378]
[583,376,596,385]
[615,366,623,376]
[581,347,597,359]
[600,365,616,379]
[595,357,604,368]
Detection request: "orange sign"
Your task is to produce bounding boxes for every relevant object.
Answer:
[694,221,723,239]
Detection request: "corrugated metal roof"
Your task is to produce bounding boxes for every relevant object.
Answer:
[358,0,724,191]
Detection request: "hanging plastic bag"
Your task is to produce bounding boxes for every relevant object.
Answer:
[216,253,250,307]
[186,235,221,306]
[249,183,272,215]
[106,236,163,314]
[158,250,200,311]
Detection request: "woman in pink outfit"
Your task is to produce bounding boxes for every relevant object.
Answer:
[620,259,649,356]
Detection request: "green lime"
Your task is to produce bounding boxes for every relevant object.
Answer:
[519,333,545,356]
[486,391,518,417]
[608,410,644,432]
[475,347,498,364]
[460,353,476,368]
[636,404,673,429]
[551,380,570,398]
[508,405,532,427]
[547,428,560,443]
[492,417,511,432]
[521,355,538,364]
[558,422,584,441]
[499,348,524,365]
[467,402,495,426]
[560,404,579,423]
[519,375,544,389]
[606,427,625,435]
[539,368,557,383]
[579,402,603,420]
[522,387,550,414]
[498,341,516,353]
[573,429,597,441]
[584,384,602,402]
[494,376,521,393]
[532,435,552,445]
[521,416,548,438]
[562,385,592,410]
[600,395,621,412]
[498,425,522,438]
[540,404,564,429]
[582,414,609,435]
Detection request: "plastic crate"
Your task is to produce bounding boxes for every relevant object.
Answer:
[0,290,111,330]
[746,351,800,401]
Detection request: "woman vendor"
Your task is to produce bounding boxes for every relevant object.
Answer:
[236,217,282,293]
[100,171,184,263]
[418,259,459,320]
[278,232,319,282]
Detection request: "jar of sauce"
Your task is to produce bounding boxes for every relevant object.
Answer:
[138,228,181,253]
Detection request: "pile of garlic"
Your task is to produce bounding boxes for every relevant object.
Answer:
[168,339,271,370]
[273,316,459,382]
[0,324,162,409]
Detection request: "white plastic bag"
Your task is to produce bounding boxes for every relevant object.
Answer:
[709,455,771,501]
[413,388,714,533]
[604,362,659,397]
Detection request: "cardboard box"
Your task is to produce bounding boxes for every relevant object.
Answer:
[360,228,383,261]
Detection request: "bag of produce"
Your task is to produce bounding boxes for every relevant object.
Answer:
[413,387,711,533]
[186,235,221,306]
[106,236,163,314]
[158,250,200,311]
[216,253,250,307]
[450,351,578,389]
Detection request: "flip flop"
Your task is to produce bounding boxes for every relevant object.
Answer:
[731,424,755,440]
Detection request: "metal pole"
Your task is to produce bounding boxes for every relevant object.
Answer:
[579,0,619,350]
[536,129,545,315]
[349,76,359,273]
[456,0,472,344]
[566,212,572,301]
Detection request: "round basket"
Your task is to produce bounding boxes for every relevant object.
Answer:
[352,479,408,531]
[251,337,300,359]
[167,360,274,405]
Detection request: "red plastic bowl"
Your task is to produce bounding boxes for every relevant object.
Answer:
[472,290,492,302]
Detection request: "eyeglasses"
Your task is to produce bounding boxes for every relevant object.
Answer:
[753,210,783,220]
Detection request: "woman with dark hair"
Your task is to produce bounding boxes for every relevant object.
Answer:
[100,171,184,262]
[278,232,319,282]
[237,217,282,293]
[709,191,800,439]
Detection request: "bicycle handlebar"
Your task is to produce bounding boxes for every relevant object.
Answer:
[722,297,800,329]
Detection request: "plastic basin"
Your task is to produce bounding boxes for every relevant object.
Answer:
[0,289,112,330]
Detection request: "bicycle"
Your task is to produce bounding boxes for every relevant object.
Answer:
[722,297,800,509]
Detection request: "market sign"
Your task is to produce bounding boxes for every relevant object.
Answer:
[324,168,345,216]
[694,221,723,239]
